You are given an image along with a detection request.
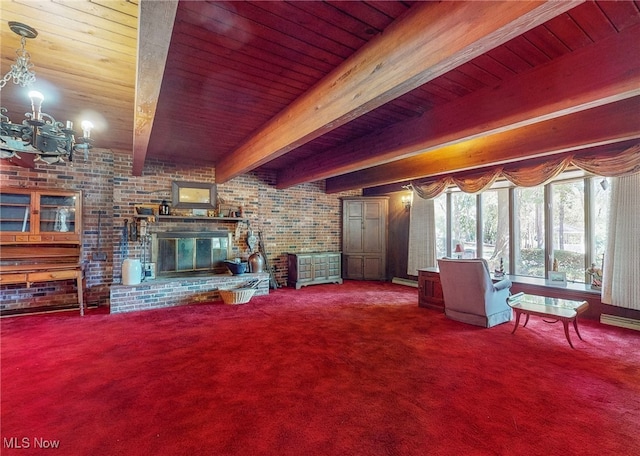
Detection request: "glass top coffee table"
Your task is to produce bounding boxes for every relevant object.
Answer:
[507,292,589,348]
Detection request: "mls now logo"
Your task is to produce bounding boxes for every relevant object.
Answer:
[4,437,61,449]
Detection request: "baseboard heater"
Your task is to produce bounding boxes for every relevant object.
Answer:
[391,277,418,288]
[600,314,640,332]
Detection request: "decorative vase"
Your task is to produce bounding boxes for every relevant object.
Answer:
[248,252,265,273]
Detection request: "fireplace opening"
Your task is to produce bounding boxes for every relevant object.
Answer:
[152,231,232,277]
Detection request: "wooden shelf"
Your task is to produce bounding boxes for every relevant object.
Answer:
[134,215,248,222]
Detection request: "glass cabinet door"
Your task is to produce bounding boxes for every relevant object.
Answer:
[38,193,79,234]
[0,192,32,233]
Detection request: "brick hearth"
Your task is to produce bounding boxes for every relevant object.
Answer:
[110,272,270,313]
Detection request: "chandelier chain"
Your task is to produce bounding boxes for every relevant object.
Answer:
[0,36,36,90]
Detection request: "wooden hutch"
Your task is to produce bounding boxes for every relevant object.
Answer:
[0,187,84,315]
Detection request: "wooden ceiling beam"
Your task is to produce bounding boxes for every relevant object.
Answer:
[213,0,581,183]
[325,97,640,193]
[132,0,178,176]
[361,139,640,196]
[278,23,640,188]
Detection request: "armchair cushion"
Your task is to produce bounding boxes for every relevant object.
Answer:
[437,258,512,328]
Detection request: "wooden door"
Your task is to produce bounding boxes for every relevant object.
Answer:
[344,200,364,253]
[342,198,387,280]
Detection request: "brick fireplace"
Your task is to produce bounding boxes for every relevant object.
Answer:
[110,229,269,313]
[152,230,232,277]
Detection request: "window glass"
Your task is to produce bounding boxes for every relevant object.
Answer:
[514,187,545,277]
[451,192,476,258]
[434,193,447,259]
[482,188,510,273]
[551,180,585,282]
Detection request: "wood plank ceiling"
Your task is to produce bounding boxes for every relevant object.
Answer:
[1,1,639,193]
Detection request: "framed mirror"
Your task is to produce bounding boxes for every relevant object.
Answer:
[171,181,217,209]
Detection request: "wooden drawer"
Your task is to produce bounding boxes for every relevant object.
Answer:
[50,233,80,242]
[27,269,80,282]
[0,273,28,284]
[0,234,17,242]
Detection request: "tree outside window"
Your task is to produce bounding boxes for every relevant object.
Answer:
[482,189,509,273]
[451,192,476,258]
[551,180,585,282]
[514,187,545,277]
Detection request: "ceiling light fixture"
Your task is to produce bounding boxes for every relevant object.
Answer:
[1,21,94,164]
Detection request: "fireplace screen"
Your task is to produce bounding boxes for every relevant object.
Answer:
[152,231,231,276]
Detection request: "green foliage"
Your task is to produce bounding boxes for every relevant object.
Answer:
[518,248,545,277]
[518,248,586,282]
[553,249,586,282]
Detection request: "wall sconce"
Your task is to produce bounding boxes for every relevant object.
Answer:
[401,193,412,211]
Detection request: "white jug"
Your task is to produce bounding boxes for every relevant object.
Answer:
[122,259,142,285]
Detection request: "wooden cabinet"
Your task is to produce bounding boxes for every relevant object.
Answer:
[287,252,343,289]
[0,187,84,315]
[342,197,388,280]
[0,188,81,243]
[418,268,444,310]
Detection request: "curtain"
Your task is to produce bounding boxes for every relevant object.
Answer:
[502,155,572,187]
[452,167,502,193]
[412,143,640,200]
[602,173,640,310]
[411,178,453,200]
[573,144,640,177]
[407,190,436,276]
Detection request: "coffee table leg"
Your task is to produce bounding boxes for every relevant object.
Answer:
[563,320,575,349]
[523,314,530,328]
[573,318,584,341]
[512,311,522,334]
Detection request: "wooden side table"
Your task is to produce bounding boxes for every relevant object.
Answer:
[418,268,444,310]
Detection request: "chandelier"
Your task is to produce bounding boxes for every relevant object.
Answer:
[1,22,94,164]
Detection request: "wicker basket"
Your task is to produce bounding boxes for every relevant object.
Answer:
[219,287,256,305]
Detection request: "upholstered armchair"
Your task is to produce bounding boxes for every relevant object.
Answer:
[436,258,513,328]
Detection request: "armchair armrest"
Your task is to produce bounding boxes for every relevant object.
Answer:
[493,279,512,291]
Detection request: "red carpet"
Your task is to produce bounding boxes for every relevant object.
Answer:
[1,281,639,455]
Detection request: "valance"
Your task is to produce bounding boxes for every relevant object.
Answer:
[411,143,640,199]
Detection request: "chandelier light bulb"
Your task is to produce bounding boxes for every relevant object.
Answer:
[28,90,44,121]
[81,120,94,138]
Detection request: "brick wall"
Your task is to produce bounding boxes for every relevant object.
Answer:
[0,149,359,312]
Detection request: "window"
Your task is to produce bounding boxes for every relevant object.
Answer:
[551,180,585,282]
[481,189,509,273]
[514,186,545,278]
[451,192,476,258]
[430,173,607,285]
